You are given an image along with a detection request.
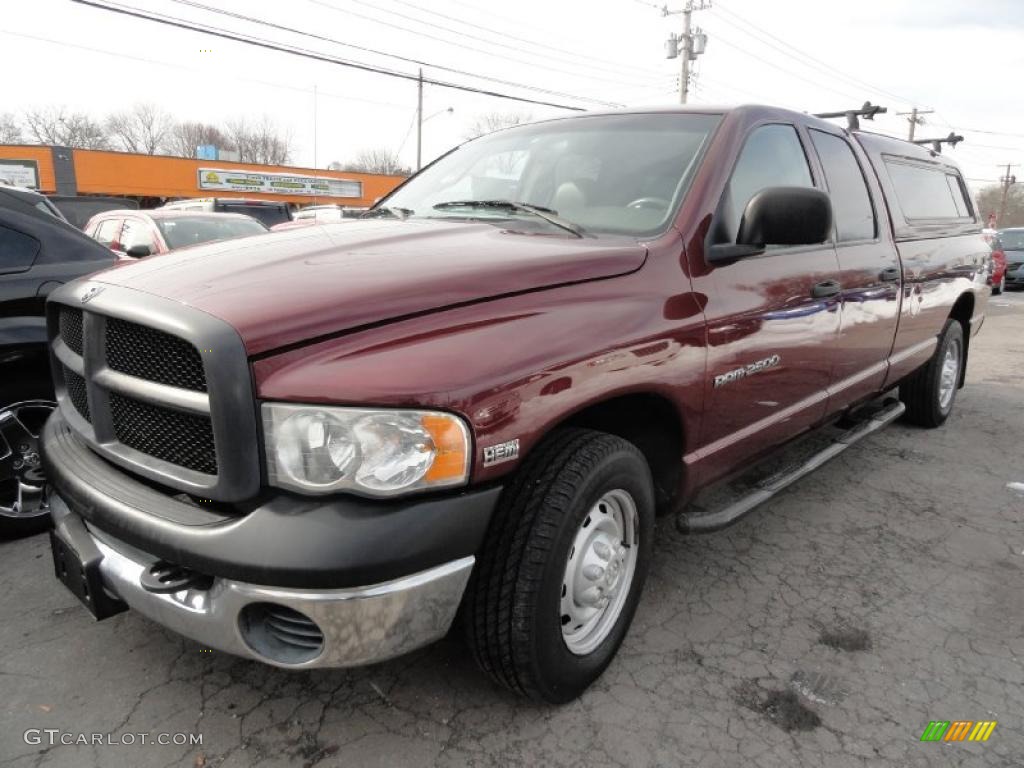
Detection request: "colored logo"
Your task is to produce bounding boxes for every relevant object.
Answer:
[920,720,997,742]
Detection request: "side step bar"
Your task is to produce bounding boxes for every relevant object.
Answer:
[677,399,906,534]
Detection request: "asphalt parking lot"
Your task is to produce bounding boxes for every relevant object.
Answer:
[2,291,1022,768]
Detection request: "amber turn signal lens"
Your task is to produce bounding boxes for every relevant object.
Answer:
[421,413,469,483]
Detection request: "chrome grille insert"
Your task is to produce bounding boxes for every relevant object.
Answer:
[109,393,217,475]
[58,307,84,356]
[62,366,91,423]
[105,317,208,392]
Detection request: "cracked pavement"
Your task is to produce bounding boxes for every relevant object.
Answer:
[2,292,1022,767]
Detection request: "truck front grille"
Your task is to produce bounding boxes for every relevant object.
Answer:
[109,393,217,475]
[105,317,208,392]
[48,285,259,502]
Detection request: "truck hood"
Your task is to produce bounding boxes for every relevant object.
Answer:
[92,219,647,355]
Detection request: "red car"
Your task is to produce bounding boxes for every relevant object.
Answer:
[44,105,988,702]
[84,209,268,259]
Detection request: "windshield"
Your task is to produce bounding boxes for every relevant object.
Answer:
[155,216,268,250]
[380,113,721,237]
[997,230,1024,250]
[215,202,292,227]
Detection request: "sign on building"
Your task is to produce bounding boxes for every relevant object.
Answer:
[0,159,39,189]
[195,145,218,160]
[197,168,362,198]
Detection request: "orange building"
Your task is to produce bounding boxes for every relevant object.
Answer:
[0,145,405,209]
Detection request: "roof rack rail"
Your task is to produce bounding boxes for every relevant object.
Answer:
[912,132,964,154]
[813,101,887,131]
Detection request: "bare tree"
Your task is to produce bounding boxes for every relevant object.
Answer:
[23,106,108,149]
[465,111,533,140]
[106,103,173,154]
[225,115,292,165]
[165,121,234,159]
[0,113,22,144]
[335,148,411,176]
[977,183,1024,229]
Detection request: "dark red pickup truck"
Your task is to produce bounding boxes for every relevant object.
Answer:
[42,105,989,703]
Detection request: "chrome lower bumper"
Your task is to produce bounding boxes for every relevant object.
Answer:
[84,522,473,669]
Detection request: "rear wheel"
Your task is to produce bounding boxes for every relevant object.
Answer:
[900,319,963,428]
[993,275,1005,295]
[463,428,655,703]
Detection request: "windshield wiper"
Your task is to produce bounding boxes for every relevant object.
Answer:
[361,205,413,220]
[432,200,584,237]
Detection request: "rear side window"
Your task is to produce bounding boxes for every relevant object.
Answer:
[884,160,973,221]
[724,124,814,242]
[0,224,41,275]
[810,130,876,242]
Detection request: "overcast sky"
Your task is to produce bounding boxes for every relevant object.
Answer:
[2,0,1022,197]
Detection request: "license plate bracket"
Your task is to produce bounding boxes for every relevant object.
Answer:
[50,522,127,621]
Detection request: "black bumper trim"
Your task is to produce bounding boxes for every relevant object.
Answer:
[42,410,501,588]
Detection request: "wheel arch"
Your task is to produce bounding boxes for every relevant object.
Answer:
[555,392,686,514]
[948,292,974,388]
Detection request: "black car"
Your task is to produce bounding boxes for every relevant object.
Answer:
[0,185,115,537]
[997,228,1024,290]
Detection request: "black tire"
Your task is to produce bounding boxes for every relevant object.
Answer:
[0,370,56,540]
[463,428,655,703]
[900,319,964,428]
[993,276,1004,295]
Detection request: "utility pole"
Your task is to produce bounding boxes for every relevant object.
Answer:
[416,68,424,171]
[663,1,710,104]
[997,163,1019,226]
[896,107,934,141]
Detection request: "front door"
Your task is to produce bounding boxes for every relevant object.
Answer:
[695,123,842,486]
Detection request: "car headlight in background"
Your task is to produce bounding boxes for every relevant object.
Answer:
[262,403,470,497]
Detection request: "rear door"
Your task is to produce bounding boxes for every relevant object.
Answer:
[808,128,901,414]
[698,123,842,480]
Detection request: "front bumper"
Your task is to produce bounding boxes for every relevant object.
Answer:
[51,498,473,668]
[42,410,501,668]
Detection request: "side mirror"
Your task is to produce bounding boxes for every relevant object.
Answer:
[125,243,152,258]
[708,186,832,263]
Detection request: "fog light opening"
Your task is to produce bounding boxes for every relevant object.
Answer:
[238,603,324,665]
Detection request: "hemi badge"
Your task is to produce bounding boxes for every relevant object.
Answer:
[483,439,520,467]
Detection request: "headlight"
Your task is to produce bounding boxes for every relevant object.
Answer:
[262,403,470,497]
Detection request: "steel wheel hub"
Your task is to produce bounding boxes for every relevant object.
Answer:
[0,401,55,520]
[938,338,961,411]
[560,489,639,656]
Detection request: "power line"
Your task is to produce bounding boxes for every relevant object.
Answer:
[0,28,406,112]
[305,0,643,95]
[70,0,595,111]
[709,32,868,103]
[711,0,921,107]
[360,0,668,84]
[162,0,617,107]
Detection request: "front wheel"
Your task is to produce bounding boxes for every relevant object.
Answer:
[993,275,1005,295]
[900,319,964,428]
[463,428,655,703]
[0,400,56,539]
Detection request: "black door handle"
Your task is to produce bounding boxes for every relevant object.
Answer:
[811,279,841,298]
[879,266,901,282]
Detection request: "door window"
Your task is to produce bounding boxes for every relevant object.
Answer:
[0,224,41,275]
[723,124,814,242]
[120,219,158,255]
[810,130,876,242]
[93,218,124,249]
